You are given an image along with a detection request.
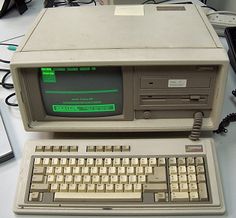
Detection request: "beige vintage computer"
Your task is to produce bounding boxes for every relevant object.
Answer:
[11,4,228,215]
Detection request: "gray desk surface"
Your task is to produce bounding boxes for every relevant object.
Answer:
[0,1,236,217]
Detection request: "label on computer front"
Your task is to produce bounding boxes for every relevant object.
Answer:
[168,79,187,88]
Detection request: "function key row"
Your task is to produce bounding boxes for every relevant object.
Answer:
[86,145,130,152]
[35,146,78,152]
[168,157,204,166]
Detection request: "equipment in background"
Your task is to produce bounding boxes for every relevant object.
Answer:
[0,0,27,18]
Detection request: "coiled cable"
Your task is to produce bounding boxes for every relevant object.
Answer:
[189,112,203,141]
[214,113,236,134]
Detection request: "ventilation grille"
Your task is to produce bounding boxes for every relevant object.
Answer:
[156,6,186,11]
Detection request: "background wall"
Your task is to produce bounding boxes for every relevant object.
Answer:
[207,0,236,11]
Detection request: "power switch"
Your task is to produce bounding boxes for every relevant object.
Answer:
[143,111,152,119]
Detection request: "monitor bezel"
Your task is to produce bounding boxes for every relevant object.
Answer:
[18,66,134,122]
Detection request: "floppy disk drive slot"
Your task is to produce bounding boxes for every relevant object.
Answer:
[140,95,207,105]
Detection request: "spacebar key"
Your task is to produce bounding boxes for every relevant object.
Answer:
[54,192,142,202]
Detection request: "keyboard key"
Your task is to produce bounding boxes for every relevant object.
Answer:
[97,184,105,192]
[110,175,119,184]
[87,146,95,152]
[113,146,121,152]
[190,192,199,202]
[140,158,148,167]
[179,174,187,183]
[69,184,77,192]
[34,158,42,166]
[124,184,133,192]
[60,184,68,192]
[187,166,196,174]
[198,183,208,201]
[35,146,44,152]
[51,183,59,192]
[149,158,157,166]
[51,158,59,166]
[158,158,166,166]
[115,184,123,192]
[195,157,204,166]
[177,157,186,166]
[56,175,64,183]
[155,192,168,202]
[134,184,142,192]
[169,157,177,166]
[106,184,114,192]
[77,158,85,167]
[104,146,113,152]
[91,167,99,175]
[169,166,177,174]
[55,167,63,175]
[86,158,94,167]
[121,145,130,152]
[179,183,188,192]
[54,192,142,202]
[143,183,167,192]
[95,158,103,167]
[44,146,52,152]
[42,158,51,166]
[120,175,128,184]
[122,158,130,167]
[189,183,198,192]
[145,166,153,175]
[131,158,139,167]
[136,167,144,175]
[74,175,82,183]
[171,192,189,202]
[53,146,61,152]
[47,175,55,183]
[197,174,206,183]
[32,175,44,183]
[33,167,45,175]
[69,158,77,166]
[70,146,78,152]
[29,192,42,202]
[169,174,178,183]
[60,158,68,166]
[127,167,135,175]
[61,146,69,152]
[87,184,96,192]
[104,158,112,167]
[92,175,100,184]
[129,175,137,184]
[170,183,179,192]
[78,184,86,192]
[108,167,116,175]
[196,166,205,174]
[187,157,195,166]
[178,166,187,175]
[147,167,166,183]
[113,158,121,167]
[31,183,49,192]
[101,175,109,184]
[96,146,104,152]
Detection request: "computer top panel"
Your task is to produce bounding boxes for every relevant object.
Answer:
[10,5,229,132]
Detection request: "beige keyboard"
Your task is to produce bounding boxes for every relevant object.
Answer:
[14,138,225,215]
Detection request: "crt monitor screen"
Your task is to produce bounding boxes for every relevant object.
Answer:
[39,66,123,117]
